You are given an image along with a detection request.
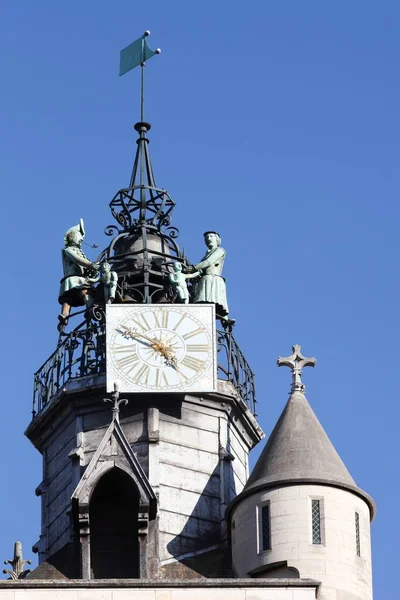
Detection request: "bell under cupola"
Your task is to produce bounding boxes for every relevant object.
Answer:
[228,345,375,600]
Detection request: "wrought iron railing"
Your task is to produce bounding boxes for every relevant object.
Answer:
[32,326,106,418]
[217,329,257,417]
[32,326,256,418]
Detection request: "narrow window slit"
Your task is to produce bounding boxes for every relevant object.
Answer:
[311,499,322,544]
[261,504,270,551]
[355,512,361,556]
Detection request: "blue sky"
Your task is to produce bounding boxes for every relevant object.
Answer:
[0,1,398,596]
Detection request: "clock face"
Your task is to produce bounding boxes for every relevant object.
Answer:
[106,304,217,393]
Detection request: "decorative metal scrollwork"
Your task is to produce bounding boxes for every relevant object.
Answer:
[90,304,105,323]
[165,226,179,239]
[32,326,256,419]
[105,224,121,237]
[33,323,106,417]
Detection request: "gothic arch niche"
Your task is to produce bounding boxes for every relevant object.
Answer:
[89,468,140,579]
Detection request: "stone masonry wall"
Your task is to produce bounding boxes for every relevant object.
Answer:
[0,581,319,600]
[157,395,254,571]
[231,484,372,600]
[34,386,260,579]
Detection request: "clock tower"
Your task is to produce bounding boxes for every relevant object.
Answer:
[25,63,263,578]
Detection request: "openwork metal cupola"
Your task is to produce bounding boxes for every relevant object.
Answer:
[103,120,184,305]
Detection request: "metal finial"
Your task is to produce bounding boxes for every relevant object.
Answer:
[3,542,32,580]
[103,381,129,423]
[277,345,316,393]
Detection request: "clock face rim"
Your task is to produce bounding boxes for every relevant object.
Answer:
[106,304,217,394]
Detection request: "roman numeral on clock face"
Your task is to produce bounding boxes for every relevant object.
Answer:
[181,356,206,372]
[177,368,189,383]
[153,312,161,328]
[161,370,169,387]
[154,368,171,388]
[117,354,140,372]
[173,314,186,332]
[135,363,150,385]
[115,346,140,374]
[130,313,150,332]
[114,343,138,355]
[186,344,209,353]
[161,311,169,329]
[183,328,203,340]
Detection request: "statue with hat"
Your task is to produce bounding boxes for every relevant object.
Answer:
[58,219,100,324]
[190,231,229,319]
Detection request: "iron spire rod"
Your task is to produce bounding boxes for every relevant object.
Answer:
[141,61,145,123]
[140,41,146,216]
[140,124,146,219]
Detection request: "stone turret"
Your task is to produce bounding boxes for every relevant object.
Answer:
[228,346,375,600]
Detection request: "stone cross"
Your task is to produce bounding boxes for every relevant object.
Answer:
[277,344,316,393]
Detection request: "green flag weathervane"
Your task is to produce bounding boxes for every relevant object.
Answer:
[119,31,161,122]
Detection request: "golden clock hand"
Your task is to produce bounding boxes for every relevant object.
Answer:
[119,326,158,346]
[159,346,178,367]
[119,328,177,367]
[116,330,151,348]
[119,327,179,366]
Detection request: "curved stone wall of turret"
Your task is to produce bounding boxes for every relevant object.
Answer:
[230,484,373,600]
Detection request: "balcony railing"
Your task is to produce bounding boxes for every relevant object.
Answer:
[32,325,256,418]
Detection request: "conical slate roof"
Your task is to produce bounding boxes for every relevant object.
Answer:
[233,390,376,519]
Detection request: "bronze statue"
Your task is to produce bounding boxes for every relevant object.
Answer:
[58,219,100,323]
[168,261,199,304]
[101,261,118,304]
[192,231,229,319]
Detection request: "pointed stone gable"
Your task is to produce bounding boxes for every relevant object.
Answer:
[72,418,156,515]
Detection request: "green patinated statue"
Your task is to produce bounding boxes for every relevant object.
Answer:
[58,219,100,322]
[192,231,229,318]
[100,262,118,304]
[168,261,199,304]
